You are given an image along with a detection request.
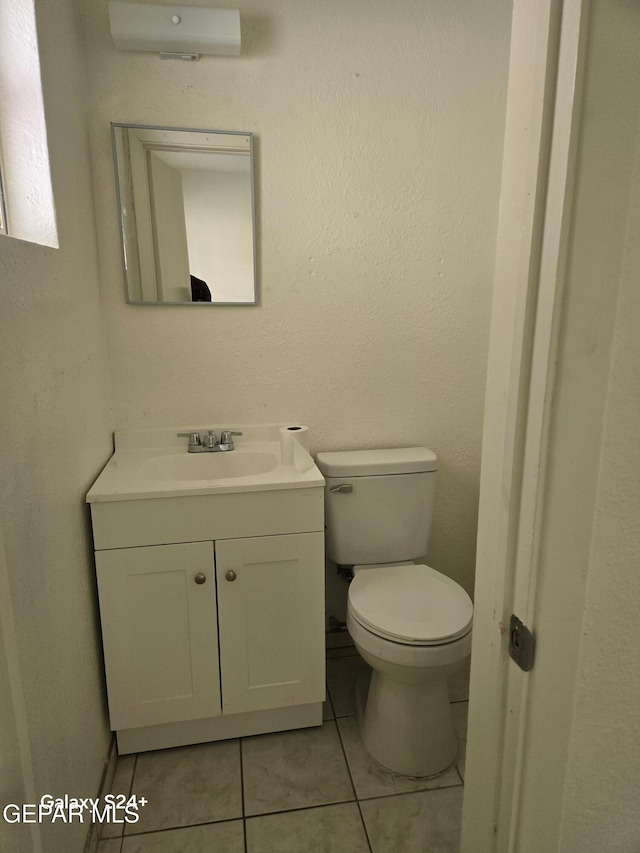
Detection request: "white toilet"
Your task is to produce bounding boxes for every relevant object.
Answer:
[316,447,473,778]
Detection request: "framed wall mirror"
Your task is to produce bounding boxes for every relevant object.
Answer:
[111,123,257,305]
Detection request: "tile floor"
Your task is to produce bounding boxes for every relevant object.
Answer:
[97,643,469,853]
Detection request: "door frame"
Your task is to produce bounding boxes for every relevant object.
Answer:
[461,1,589,849]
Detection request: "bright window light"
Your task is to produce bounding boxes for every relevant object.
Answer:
[0,0,58,247]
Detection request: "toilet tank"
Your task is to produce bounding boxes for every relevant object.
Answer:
[315,448,438,566]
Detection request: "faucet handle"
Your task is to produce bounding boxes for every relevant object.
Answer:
[177,431,202,448]
[220,430,242,450]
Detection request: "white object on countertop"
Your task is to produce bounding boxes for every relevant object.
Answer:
[279,425,310,466]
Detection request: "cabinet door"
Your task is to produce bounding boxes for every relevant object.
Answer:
[96,542,220,730]
[216,532,325,715]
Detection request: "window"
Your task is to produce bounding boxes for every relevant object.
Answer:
[0,0,58,247]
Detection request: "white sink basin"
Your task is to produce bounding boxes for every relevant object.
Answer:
[141,450,279,482]
[86,424,324,502]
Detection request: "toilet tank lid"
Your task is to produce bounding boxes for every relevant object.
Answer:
[315,447,438,477]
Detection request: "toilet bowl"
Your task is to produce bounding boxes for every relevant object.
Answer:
[347,562,472,777]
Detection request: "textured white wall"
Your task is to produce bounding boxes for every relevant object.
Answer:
[559,28,640,846]
[0,1,113,851]
[86,0,511,596]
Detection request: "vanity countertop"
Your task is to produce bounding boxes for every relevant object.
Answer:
[86,424,324,503]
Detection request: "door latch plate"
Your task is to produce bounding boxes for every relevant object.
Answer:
[509,614,535,671]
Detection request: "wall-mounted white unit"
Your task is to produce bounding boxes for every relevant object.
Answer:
[108,2,241,60]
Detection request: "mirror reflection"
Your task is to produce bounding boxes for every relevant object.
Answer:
[112,124,257,305]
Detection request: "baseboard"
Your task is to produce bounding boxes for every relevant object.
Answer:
[325,630,353,650]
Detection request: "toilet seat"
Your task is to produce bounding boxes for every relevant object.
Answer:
[348,563,473,646]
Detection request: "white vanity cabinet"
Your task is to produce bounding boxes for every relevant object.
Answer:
[90,484,326,754]
[95,541,221,731]
[215,533,325,715]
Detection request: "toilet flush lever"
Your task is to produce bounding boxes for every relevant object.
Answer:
[330,484,353,493]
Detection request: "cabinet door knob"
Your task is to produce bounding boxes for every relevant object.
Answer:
[225,570,237,582]
[194,573,207,585]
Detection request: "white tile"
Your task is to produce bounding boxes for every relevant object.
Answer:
[246,802,369,853]
[125,740,242,834]
[121,820,244,852]
[337,716,462,800]
[361,786,464,853]
[242,721,355,816]
[98,840,123,853]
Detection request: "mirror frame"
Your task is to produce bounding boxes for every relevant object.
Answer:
[111,122,258,306]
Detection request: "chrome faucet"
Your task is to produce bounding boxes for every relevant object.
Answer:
[177,430,242,453]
